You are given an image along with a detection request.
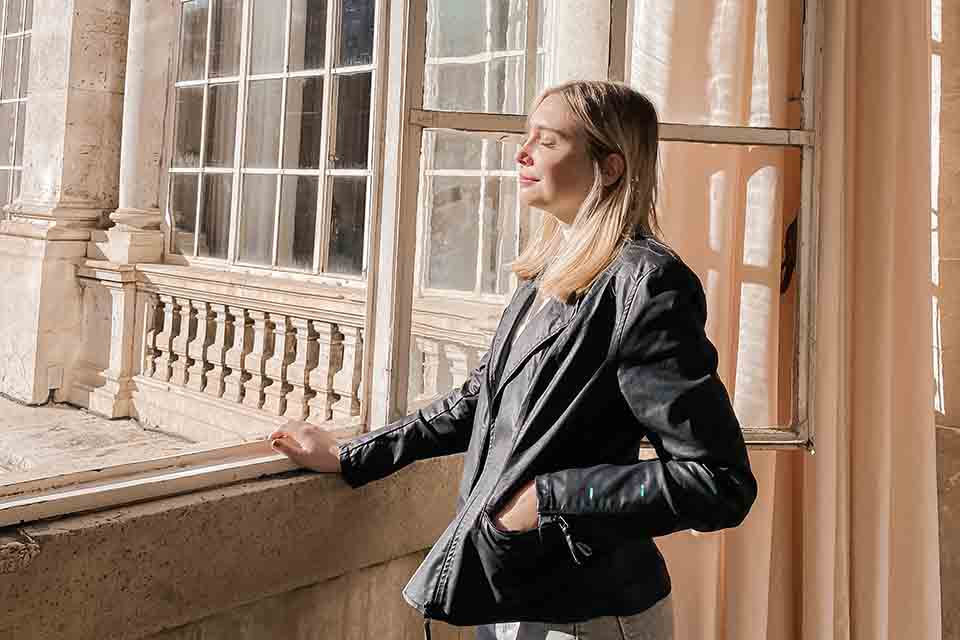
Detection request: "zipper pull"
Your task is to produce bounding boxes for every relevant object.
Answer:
[423,616,432,640]
[556,515,593,566]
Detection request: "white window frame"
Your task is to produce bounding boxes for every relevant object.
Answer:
[164,0,380,284]
[0,0,30,210]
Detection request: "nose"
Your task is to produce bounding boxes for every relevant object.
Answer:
[515,140,532,167]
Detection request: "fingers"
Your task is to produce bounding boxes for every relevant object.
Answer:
[270,436,307,465]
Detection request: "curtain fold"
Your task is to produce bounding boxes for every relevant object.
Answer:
[657,1,942,637]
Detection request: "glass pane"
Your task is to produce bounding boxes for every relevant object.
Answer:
[0,169,10,206]
[481,177,518,295]
[425,63,484,112]
[198,174,232,259]
[11,167,19,200]
[238,174,277,266]
[427,130,482,170]
[170,174,199,255]
[174,86,204,167]
[485,137,519,170]
[328,176,365,275]
[250,0,287,75]
[426,176,480,291]
[17,33,27,96]
[210,0,242,77]
[22,0,28,30]
[204,82,238,168]
[426,2,486,57]
[657,142,801,426]
[0,102,15,166]
[630,0,803,128]
[424,0,528,114]
[488,56,523,114]
[1,37,19,99]
[337,0,375,67]
[244,79,282,167]
[277,175,318,270]
[289,0,327,72]
[178,0,209,81]
[332,72,371,169]
[13,102,22,165]
[283,76,324,169]
[5,0,22,34]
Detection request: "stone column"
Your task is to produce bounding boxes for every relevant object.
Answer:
[103,0,179,264]
[0,0,131,403]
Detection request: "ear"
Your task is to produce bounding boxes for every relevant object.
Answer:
[600,153,625,187]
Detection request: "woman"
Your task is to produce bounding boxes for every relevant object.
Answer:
[269,81,758,640]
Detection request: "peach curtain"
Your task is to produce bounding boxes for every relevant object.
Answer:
[638,1,942,638]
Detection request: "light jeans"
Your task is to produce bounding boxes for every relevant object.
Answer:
[475,595,673,640]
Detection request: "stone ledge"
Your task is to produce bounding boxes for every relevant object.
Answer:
[0,455,464,640]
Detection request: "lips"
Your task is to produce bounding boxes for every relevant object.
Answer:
[518,173,540,184]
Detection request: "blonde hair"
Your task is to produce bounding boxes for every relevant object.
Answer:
[511,80,661,302]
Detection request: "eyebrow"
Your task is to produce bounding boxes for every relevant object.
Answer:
[525,121,568,138]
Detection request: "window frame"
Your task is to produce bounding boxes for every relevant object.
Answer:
[0,0,30,211]
[163,0,381,283]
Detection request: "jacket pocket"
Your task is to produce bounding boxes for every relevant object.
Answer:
[475,510,553,603]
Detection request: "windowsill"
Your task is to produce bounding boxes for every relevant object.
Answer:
[0,453,464,639]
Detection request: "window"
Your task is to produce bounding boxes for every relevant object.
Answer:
[0,0,30,210]
[168,0,377,277]
[373,0,822,448]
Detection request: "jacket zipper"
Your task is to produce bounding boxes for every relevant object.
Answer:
[538,513,593,565]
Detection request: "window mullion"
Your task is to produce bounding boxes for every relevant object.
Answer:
[225,0,252,264]
[271,0,294,268]
[313,0,339,274]
[524,0,538,107]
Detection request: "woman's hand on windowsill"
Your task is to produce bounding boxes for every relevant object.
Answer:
[268,420,342,473]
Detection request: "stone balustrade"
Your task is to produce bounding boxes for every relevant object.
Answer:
[141,293,364,427]
[407,334,486,409]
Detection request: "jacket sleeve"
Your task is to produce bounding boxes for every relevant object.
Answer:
[338,351,488,488]
[534,263,758,536]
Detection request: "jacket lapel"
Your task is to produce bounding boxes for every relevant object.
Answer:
[485,278,538,399]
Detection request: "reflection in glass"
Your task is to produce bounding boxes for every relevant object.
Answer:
[178,0,208,81]
[210,0,242,77]
[174,87,204,167]
[250,0,287,75]
[490,0,526,51]
[5,0,22,34]
[13,102,22,165]
[205,83,238,167]
[0,102,15,166]
[482,177,518,294]
[333,73,371,169]
[284,76,324,169]
[277,175,318,270]
[630,0,802,128]
[428,130,483,170]
[426,63,484,112]
[238,174,277,266]
[1,36,19,99]
[198,174,232,259]
[170,174,199,255]
[489,56,523,116]
[426,1,485,57]
[337,0,375,66]
[328,177,366,275]
[289,0,327,71]
[244,79,283,167]
[427,177,480,291]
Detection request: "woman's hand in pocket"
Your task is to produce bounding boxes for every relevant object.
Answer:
[268,420,342,473]
[494,479,539,532]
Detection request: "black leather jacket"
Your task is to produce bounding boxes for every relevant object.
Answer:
[338,237,758,627]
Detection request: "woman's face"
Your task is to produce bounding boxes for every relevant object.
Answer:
[515,94,595,225]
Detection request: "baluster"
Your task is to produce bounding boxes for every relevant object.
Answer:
[169,297,195,387]
[284,317,318,421]
[205,303,231,398]
[262,314,295,415]
[331,325,362,420]
[152,295,180,382]
[443,343,474,389]
[185,301,214,392]
[222,306,251,403]
[307,322,343,424]
[242,311,274,410]
[141,293,161,378]
[416,337,441,401]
